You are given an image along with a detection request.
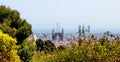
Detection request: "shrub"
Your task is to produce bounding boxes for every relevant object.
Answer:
[36,39,56,52]
[18,39,36,62]
[38,37,120,62]
[0,30,20,62]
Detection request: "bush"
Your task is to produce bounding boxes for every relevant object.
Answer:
[0,30,20,62]
[57,45,66,51]
[36,39,44,51]
[38,37,120,62]
[18,39,36,62]
[44,40,56,52]
[36,39,56,52]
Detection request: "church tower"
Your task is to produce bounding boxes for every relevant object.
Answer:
[88,25,90,34]
[52,29,54,40]
[79,25,81,36]
[62,28,64,41]
[52,23,64,41]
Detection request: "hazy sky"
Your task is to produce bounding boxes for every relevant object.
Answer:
[0,0,120,33]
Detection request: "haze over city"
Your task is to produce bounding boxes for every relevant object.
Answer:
[0,0,120,33]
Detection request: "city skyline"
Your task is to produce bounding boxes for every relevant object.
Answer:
[0,0,120,33]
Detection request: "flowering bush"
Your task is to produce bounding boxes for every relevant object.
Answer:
[0,31,20,62]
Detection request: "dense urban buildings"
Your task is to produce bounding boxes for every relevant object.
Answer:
[28,23,120,47]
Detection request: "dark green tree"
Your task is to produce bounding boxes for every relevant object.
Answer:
[0,5,32,44]
[15,23,32,44]
[36,39,56,52]
[57,45,66,51]
[36,39,44,52]
[44,40,56,52]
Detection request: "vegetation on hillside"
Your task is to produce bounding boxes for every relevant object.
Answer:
[36,39,56,52]
[0,5,32,44]
[0,31,20,62]
[0,5,35,62]
[33,36,120,62]
[18,39,36,62]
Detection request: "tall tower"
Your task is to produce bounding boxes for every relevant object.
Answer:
[88,25,90,34]
[82,24,85,35]
[87,25,91,40]
[56,22,60,32]
[52,29,54,40]
[78,24,91,40]
[62,28,64,41]
[79,25,81,36]
[52,29,54,34]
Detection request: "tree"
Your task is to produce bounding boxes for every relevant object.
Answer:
[18,39,36,62]
[57,45,66,51]
[0,30,20,62]
[15,23,32,44]
[0,5,32,44]
[44,40,56,52]
[36,39,56,52]
[36,39,44,52]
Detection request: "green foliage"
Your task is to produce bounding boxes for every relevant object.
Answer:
[15,23,32,44]
[0,5,32,44]
[18,39,36,62]
[36,36,120,62]
[36,39,56,52]
[0,30,20,62]
[44,40,56,52]
[36,39,44,51]
[78,38,83,46]
[57,45,66,51]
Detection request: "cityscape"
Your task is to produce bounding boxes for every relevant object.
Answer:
[1,0,120,62]
[29,23,120,48]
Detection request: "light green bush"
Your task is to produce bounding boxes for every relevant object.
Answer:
[38,37,120,62]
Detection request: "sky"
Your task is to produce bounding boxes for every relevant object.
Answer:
[0,0,120,33]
